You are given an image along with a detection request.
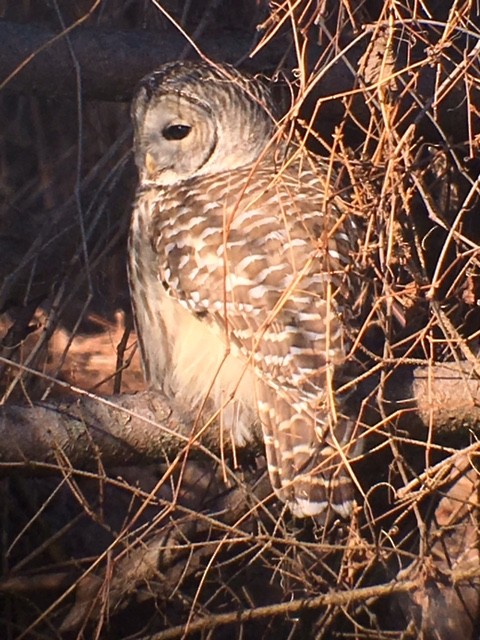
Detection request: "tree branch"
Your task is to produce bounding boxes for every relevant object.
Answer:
[0,390,245,473]
[0,21,280,101]
[0,19,472,144]
[140,578,418,640]
[384,362,480,436]
[0,363,478,475]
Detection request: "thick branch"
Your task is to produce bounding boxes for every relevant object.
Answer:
[0,20,472,142]
[0,363,478,473]
[0,21,279,101]
[0,390,245,473]
[384,362,480,437]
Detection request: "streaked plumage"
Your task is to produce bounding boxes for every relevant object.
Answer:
[129,60,362,520]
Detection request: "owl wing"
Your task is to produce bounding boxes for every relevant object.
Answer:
[152,163,361,519]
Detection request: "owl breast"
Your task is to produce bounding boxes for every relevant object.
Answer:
[128,184,258,447]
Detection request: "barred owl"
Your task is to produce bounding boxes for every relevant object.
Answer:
[129,60,361,520]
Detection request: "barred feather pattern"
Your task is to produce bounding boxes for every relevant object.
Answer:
[128,61,362,520]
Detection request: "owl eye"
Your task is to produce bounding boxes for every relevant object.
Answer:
[162,124,192,140]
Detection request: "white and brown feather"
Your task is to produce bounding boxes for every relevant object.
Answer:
[129,60,362,519]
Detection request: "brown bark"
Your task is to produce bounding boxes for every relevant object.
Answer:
[0,390,249,472]
[384,362,480,437]
[398,454,480,640]
[0,363,478,474]
[0,20,473,143]
[0,21,280,102]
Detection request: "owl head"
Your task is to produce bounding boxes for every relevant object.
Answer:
[131,60,278,185]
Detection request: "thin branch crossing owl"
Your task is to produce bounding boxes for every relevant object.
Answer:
[129,60,361,520]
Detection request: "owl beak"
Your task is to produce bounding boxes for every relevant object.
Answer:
[145,152,157,177]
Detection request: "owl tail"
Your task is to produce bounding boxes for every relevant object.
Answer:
[286,444,356,520]
[259,393,358,521]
